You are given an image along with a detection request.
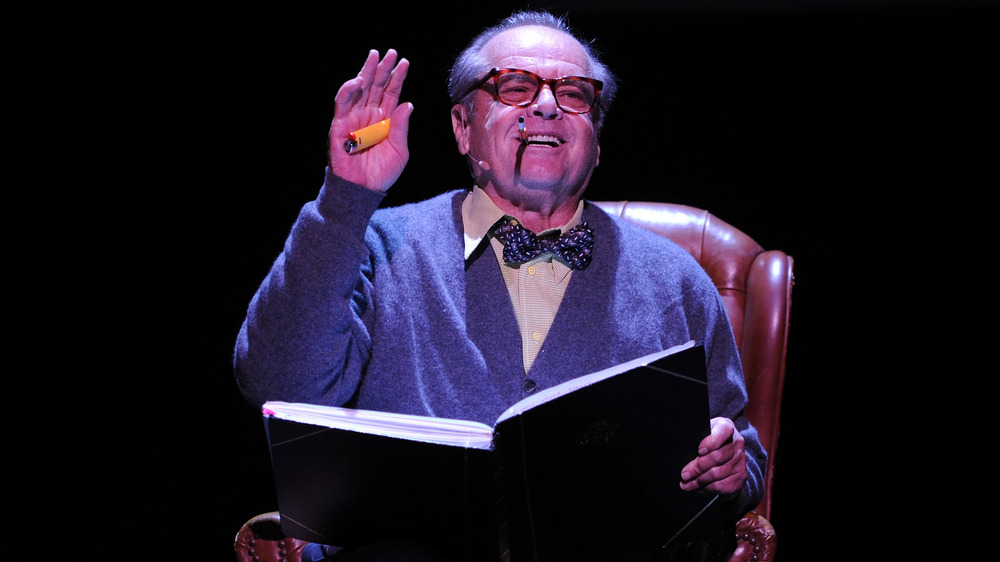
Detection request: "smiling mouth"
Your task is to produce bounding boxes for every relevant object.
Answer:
[523,134,563,147]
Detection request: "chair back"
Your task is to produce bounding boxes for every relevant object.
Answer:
[594,201,793,520]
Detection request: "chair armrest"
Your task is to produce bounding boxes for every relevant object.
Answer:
[234,511,307,562]
[729,511,777,561]
[234,510,777,562]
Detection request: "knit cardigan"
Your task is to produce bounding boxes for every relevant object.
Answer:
[234,170,765,515]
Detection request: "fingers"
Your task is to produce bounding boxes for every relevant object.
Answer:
[333,50,408,123]
[699,417,736,455]
[712,451,748,496]
[333,50,378,120]
[366,49,405,113]
[680,445,747,495]
[679,417,748,495]
[379,55,409,116]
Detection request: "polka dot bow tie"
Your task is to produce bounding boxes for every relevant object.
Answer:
[492,218,594,270]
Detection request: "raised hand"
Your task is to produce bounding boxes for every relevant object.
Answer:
[328,49,412,192]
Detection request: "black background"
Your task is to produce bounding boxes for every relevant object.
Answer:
[12,1,996,560]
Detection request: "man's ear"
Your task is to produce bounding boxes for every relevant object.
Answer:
[451,104,470,155]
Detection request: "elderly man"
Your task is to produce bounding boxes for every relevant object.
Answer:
[235,10,765,561]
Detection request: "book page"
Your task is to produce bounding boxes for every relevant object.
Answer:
[494,340,696,425]
[262,401,495,449]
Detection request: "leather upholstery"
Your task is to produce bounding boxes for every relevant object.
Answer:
[732,512,777,562]
[234,511,307,562]
[235,201,793,561]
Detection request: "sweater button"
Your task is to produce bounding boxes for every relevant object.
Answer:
[522,379,537,393]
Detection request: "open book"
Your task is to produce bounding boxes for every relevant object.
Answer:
[262,341,721,561]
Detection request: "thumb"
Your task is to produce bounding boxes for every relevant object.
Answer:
[388,102,414,148]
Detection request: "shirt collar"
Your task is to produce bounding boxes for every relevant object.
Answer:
[461,187,586,260]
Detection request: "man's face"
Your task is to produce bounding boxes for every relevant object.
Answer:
[454,26,601,212]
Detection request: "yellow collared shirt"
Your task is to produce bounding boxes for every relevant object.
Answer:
[462,187,585,373]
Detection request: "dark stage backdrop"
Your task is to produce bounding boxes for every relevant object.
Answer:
[12,1,995,560]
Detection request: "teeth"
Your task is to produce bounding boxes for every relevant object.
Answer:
[526,135,561,146]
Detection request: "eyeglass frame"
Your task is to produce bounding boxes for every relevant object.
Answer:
[469,68,604,115]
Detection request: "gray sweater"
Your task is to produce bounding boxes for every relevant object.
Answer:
[234,170,765,516]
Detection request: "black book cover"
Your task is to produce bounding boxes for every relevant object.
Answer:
[264,417,499,560]
[494,343,719,561]
[263,342,719,561]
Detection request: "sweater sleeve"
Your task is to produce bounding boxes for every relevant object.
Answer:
[703,288,767,521]
[233,170,385,407]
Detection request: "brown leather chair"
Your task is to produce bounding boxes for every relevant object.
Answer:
[235,201,793,562]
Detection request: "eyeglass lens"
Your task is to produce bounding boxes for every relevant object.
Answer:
[496,72,597,113]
